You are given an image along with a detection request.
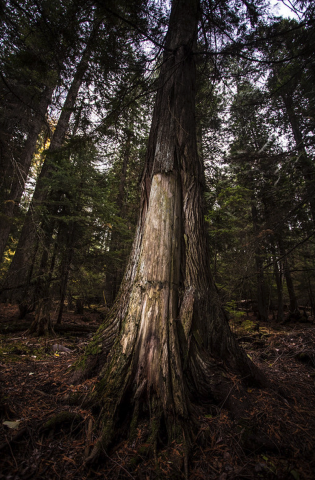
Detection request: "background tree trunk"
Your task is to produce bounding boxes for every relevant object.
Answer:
[0,84,54,263]
[271,244,284,322]
[282,93,315,224]
[105,125,133,305]
[278,237,299,317]
[1,22,100,307]
[251,204,269,321]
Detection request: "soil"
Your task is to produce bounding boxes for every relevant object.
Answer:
[1,303,315,479]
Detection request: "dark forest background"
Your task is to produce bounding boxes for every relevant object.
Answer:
[0,0,314,328]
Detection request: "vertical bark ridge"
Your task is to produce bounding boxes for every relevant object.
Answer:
[86,172,191,461]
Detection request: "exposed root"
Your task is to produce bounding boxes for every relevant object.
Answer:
[81,339,258,472]
[84,418,94,458]
[1,314,315,480]
[40,411,84,435]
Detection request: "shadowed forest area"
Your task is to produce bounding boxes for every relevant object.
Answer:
[1,0,315,478]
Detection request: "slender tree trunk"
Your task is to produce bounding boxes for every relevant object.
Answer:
[118,127,132,214]
[251,204,269,321]
[56,258,71,324]
[22,217,54,318]
[0,131,13,194]
[56,224,75,325]
[0,116,20,198]
[0,85,54,263]
[278,237,299,316]
[28,231,57,335]
[1,22,100,306]
[106,126,133,305]
[31,100,85,326]
[76,0,265,462]
[308,275,315,317]
[271,245,283,322]
[282,94,315,223]
[17,234,40,319]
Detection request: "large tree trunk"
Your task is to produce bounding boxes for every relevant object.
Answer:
[76,0,265,462]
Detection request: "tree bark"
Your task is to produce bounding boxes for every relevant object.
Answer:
[76,0,265,461]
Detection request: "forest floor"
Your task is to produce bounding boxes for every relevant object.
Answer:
[1,303,315,480]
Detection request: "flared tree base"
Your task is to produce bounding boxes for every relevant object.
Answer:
[27,300,55,336]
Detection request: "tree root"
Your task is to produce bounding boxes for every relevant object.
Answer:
[84,410,194,476]
[84,418,94,458]
[40,411,84,435]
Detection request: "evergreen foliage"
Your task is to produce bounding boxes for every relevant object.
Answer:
[0,0,313,323]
